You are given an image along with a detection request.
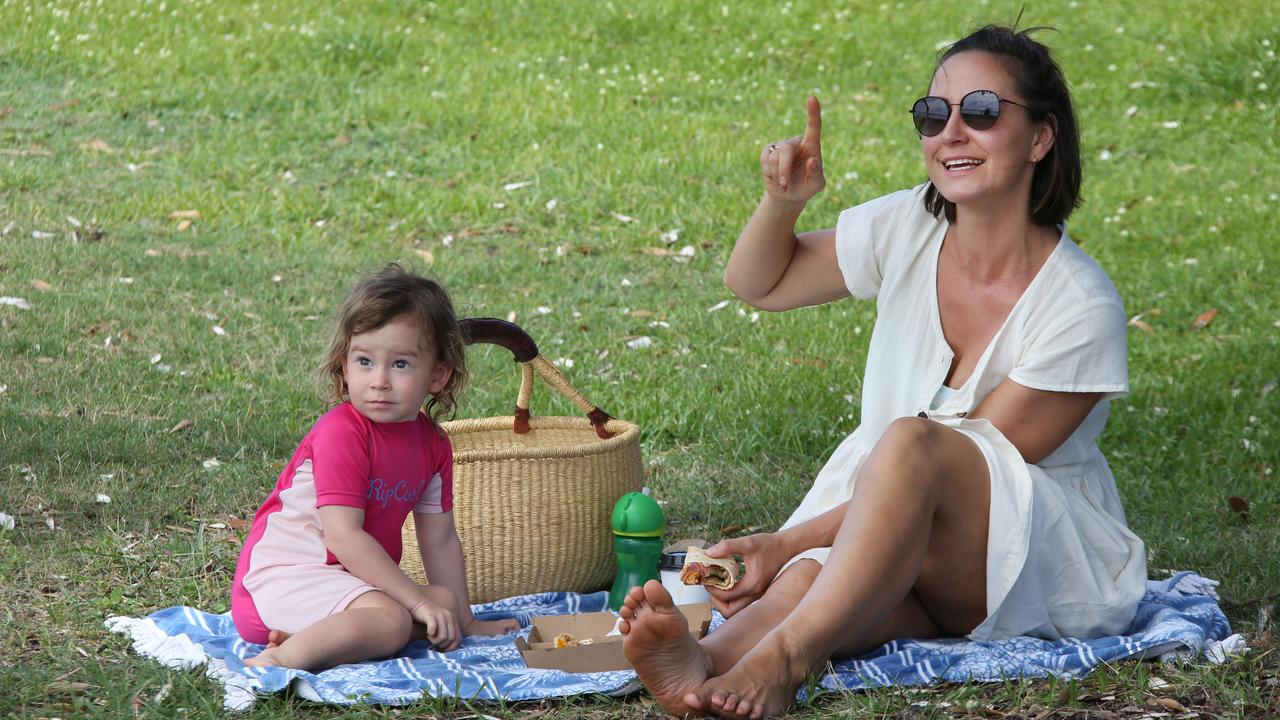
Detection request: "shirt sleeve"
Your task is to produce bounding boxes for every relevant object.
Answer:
[414,427,454,514]
[309,408,373,509]
[833,187,922,300]
[1009,298,1129,399]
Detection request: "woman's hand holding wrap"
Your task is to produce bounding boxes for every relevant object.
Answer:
[703,533,790,617]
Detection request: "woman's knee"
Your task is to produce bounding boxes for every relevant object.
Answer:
[870,417,944,483]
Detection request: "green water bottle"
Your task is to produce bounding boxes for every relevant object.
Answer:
[608,491,666,611]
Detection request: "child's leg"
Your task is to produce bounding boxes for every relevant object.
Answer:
[245,590,411,671]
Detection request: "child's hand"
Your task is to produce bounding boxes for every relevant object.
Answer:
[411,599,461,651]
[464,616,520,637]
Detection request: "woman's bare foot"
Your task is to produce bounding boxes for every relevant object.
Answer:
[619,580,712,717]
[700,633,809,719]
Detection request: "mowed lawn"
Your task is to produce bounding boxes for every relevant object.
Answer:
[1,1,1278,717]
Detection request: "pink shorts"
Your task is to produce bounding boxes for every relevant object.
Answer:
[232,562,376,644]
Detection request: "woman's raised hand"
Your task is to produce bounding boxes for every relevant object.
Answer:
[760,96,826,207]
[703,532,788,617]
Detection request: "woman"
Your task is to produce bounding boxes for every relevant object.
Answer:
[618,25,1147,719]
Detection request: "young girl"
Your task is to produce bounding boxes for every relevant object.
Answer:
[231,263,519,671]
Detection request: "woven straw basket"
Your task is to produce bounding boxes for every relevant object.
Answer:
[400,318,644,604]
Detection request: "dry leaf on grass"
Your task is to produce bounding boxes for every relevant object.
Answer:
[169,419,195,433]
[79,138,112,153]
[176,220,192,232]
[1191,308,1218,329]
[1228,496,1250,523]
[30,279,54,292]
[168,210,201,221]
[641,246,673,257]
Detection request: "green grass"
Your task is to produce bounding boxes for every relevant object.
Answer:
[2,0,1278,717]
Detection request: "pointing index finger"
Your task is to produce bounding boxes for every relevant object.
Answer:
[803,95,822,148]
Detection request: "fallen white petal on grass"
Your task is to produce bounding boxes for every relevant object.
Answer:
[32,230,57,240]
[1162,121,1180,129]
[649,320,670,329]
[620,278,632,287]
[2,222,13,236]
[119,277,134,284]
[100,473,115,480]
[45,517,55,530]
[707,300,731,313]
[1098,149,1113,161]
[660,228,681,244]
[1,297,33,310]
[442,234,454,247]
[0,512,13,530]
[626,336,653,349]
[506,311,517,323]
[545,198,559,211]
[611,212,636,224]
[750,312,760,323]
[1125,105,1139,118]
[535,306,553,315]
[555,245,568,256]
[150,353,162,364]
[95,493,112,504]
[202,458,222,469]
[211,325,227,336]
[503,180,533,191]
[66,215,82,227]
[0,385,7,395]
[492,202,506,209]
[272,274,283,283]
[552,357,574,369]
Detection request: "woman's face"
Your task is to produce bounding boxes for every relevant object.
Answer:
[922,51,1053,213]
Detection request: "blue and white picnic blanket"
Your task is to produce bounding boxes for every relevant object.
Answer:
[106,572,1243,711]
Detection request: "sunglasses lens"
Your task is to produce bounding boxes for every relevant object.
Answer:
[960,90,1000,131]
[912,97,949,136]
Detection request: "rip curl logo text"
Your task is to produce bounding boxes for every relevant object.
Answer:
[366,477,426,509]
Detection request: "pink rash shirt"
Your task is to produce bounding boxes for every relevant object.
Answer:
[230,402,452,643]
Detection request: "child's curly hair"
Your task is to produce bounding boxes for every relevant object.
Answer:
[318,263,467,420]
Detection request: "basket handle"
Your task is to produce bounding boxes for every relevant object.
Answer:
[460,318,616,439]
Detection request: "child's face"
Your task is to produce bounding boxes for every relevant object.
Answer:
[341,315,451,424]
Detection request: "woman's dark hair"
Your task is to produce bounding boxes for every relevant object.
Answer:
[923,25,1082,227]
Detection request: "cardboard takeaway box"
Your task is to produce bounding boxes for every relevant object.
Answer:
[516,603,712,672]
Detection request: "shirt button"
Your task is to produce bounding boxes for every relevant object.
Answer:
[917,411,928,418]
[956,411,968,418]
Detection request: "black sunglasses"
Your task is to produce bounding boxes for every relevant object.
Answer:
[910,90,1030,137]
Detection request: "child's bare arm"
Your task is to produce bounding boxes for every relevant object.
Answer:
[319,505,461,649]
[416,511,519,636]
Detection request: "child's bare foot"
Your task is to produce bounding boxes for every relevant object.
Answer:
[243,629,291,667]
[264,629,291,650]
[619,580,712,717]
[243,647,283,668]
[699,634,808,720]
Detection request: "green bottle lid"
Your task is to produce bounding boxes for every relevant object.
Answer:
[610,491,665,537]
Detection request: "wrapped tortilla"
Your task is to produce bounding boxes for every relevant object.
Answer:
[679,546,739,590]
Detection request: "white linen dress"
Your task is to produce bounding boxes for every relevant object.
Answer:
[780,184,1147,641]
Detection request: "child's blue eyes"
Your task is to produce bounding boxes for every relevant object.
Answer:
[393,360,409,369]
[358,357,372,366]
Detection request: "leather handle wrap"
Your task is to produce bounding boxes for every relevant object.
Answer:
[459,317,615,439]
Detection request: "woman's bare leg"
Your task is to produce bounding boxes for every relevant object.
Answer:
[700,417,991,719]
[620,564,943,717]
[243,590,413,671]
